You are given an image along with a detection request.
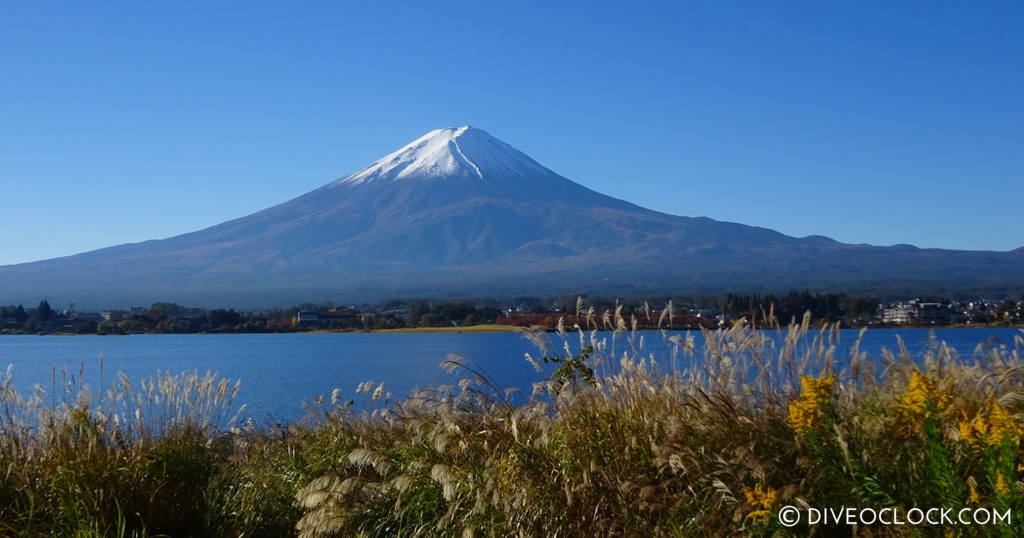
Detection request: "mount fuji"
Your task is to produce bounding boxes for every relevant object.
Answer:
[1,126,1022,308]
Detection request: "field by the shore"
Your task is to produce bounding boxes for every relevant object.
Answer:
[1,317,1022,536]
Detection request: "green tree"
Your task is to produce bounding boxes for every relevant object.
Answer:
[207,309,243,329]
[117,319,147,333]
[36,300,55,322]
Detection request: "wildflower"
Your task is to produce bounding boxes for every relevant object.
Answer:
[995,473,1010,496]
[985,402,1022,445]
[957,402,1023,449]
[968,480,981,504]
[895,370,951,436]
[787,375,835,434]
[958,413,983,445]
[743,484,779,521]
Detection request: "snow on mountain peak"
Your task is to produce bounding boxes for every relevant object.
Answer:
[336,126,554,185]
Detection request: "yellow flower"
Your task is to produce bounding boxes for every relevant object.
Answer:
[895,370,951,436]
[986,402,1022,445]
[995,472,1010,495]
[968,479,981,503]
[957,402,1023,449]
[745,509,771,521]
[743,484,779,521]
[787,375,835,434]
[958,413,983,445]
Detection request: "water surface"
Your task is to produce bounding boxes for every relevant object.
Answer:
[0,328,1019,420]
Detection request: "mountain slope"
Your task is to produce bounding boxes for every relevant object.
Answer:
[1,126,1021,308]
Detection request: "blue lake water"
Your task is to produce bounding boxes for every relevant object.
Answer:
[0,328,1020,421]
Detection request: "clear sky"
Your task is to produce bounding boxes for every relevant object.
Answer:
[1,1,1021,265]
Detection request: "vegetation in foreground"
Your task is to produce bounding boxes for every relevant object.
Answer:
[1,306,1023,536]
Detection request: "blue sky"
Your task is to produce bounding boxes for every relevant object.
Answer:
[1,1,1021,265]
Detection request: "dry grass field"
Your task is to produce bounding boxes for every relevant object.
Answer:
[1,303,1022,536]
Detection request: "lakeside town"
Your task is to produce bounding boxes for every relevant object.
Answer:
[2,293,1022,335]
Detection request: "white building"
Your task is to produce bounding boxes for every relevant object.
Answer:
[882,304,914,324]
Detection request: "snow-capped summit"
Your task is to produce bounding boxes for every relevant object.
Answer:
[337,126,555,185]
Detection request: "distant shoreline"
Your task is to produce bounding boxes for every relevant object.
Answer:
[2,323,1021,337]
[339,324,524,334]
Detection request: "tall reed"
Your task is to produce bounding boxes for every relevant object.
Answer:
[1,308,1022,536]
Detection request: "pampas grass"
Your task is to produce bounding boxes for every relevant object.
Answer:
[1,305,1022,536]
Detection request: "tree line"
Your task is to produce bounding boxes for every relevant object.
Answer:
[3,292,1021,334]
[723,291,878,326]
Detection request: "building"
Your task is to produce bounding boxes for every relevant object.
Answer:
[882,304,915,324]
[320,308,357,322]
[382,308,409,321]
[881,300,959,325]
[296,311,320,324]
[915,302,951,325]
[71,312,103,322]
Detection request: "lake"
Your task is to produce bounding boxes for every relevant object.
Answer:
[1,328,1020,421]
